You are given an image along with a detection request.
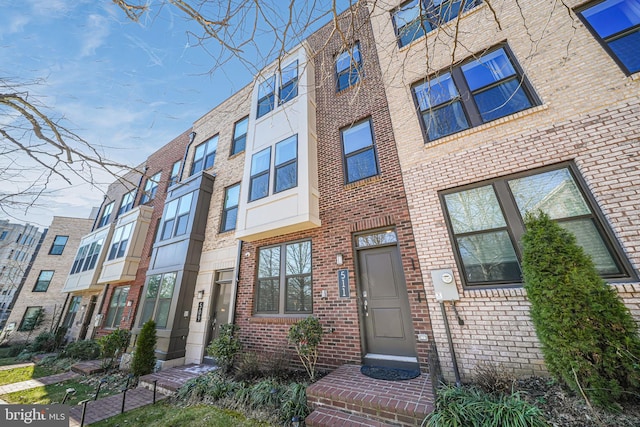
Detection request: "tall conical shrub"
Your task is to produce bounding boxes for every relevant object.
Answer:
[131,319,157,376]
[521,211,640,408]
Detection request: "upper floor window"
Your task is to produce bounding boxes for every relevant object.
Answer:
[341,118,379,183]
[97,202,114,228]
[249,147,271,202]
[274,135,298,193]
[256,240,312,315]
[231,117,249,156]
[33,270,54,292]
[108,222,133,261]
[105,286,129,329]
[141,172,161,204]
[279,61,299,105]
[440,164,634,288]
[220,183,240,233]
[578,0,640,75]
[160,191,194,240]
[336,42,363,91]
[191,135,218,176]
[70,239,104,275]
[413,46,538,141]
[139,272,176,328]
[168,161,181,187]
[0,231,7,240]
[118,191,135,216]
[393,0,482,47]
[257,76,276,118]
[49,235,69,255]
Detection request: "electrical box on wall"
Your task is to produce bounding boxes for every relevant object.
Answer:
[431,269,460,301]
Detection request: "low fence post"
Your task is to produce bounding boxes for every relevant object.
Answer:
[153,379,157,404]
[79,399,89,427]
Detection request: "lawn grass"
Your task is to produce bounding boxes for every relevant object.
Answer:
[0,357,20,366]
[0,364,59,386]
[0,376,120,405]
[92,403,272,427]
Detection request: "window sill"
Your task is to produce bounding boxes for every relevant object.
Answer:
[630,72,640,81]
[424,104,549,149]
[249,316,309,325]
[344,174,382,190]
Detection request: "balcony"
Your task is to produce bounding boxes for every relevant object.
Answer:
[62,224,114,293]
[98,205,153,285]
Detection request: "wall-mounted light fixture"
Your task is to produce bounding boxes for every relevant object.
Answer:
[244,251,251,258]
[336,253,344,265]
[197,290,205,299]
[126,300,133,307]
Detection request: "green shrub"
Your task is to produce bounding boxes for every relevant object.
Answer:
[249,378,282,410]
[98,328,131,369]
[288,316,324,381]
[234,352,262,381]
[131,320,157,376]
[522,211,640,409]
[474,362,516,395]
[27,332,57,353]
[207,324,241,374]
[62,340,100,360]
[280,382,309,426]
[424,385,547,427]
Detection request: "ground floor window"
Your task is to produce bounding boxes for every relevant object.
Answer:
[105,286,130,329]
[140,272,177,328]
[256,240,312,314]
[19,306,43,331]
[61,296,82,329]
[440,163,634,287]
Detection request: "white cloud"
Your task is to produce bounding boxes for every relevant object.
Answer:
[80,14,110,57]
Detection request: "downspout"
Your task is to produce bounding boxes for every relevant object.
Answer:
[440,301,462,387]
[178,131,197,182]
[228,240,243,325]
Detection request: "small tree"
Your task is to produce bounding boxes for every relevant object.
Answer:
[98,328,131,370]
[288,316,324,381]
[522,211,640,408]
[207,324,241,374]
[131,320,157,376]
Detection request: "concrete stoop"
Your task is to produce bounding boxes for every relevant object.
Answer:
[138,363,217,395]
[305,364,434,427]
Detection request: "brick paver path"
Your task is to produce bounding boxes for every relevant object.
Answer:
[0,371,79,395]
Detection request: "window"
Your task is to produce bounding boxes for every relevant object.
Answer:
[220,183,240,232]
[108,222,133,260]
[336,43,363,91]
[139,272,176,328]
[256,240,312,314]
[141,172,161,203]
[70,245,88,274]
[104,286,129,329]
[33,270,54,292]
[578,0,640,75]
[231,117,249,156]
[274,135,298,193]
[160,192,194,240]
[341,119,379,183]
[257,76,276,118]
[279,61,298,105]
[15,233,22,243]
[49,235,69,255]
[440,164,633,287]
[61,296,81,328]
[249,147,271,202]
[70,239,104,274]
[97,202,114,228]
[19,307,43,331]
[118,191,135,216]
[191,136,218,176]
[413,46,538,141]
[393,0,482,47]
[0,231,7,240]
[168,161,181,187]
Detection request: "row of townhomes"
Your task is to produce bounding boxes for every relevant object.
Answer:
[5,0,639,386]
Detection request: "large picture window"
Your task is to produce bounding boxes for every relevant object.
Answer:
[105,286,129,329]
[161,192,194,240]
[413,45,539,141]
[220,183,240,232]
[341,118,379,183]
[139,272,176,328]
[336,43,363,92]
[191,135,218,176]
[256,240,312,315]
[141,172,161,203]
[441,164,634,287]
[578,0,640,75]
[33,270,54,292]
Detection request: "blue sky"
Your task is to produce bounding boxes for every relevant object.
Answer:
[1,0,344,228]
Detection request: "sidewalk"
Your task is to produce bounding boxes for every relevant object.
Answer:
[0,371,79,395]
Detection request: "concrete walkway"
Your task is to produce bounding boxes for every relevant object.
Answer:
[0,370,80,395]
[0,362,34,371]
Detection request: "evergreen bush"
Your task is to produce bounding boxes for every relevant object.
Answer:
[207,324,241,374]
[522,211,640,408]
[62,340,101,360]
[131,320,157,376]
[98,328,131,369]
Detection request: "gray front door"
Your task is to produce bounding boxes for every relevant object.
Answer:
[358,245,416,364]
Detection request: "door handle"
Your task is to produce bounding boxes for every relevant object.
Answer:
[363,299,368,317]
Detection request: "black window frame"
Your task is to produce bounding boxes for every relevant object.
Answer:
[412,44,540,142]
[104,286,130,329]
[439,162,636,289]
[257,76,276,118]
[340,118,380,184]
[230,116,249,156]
[19,306,43,331]
[278,60,299,105]
[160,191,194,241]
[576,0,640,76]
[168,160,181,187]
[33,270,54,292]
[274,135,298,194]
[139,272,177,328]
[107,222,133,261]
[97,202,114,228]
[118,191,135,216]
[141,172,161,204]
[190,135,218,176]
[49,235,69,255]
[0,231,7,240]
[249,147,272,202]
[335,42,363,92]
[220,183,241,233]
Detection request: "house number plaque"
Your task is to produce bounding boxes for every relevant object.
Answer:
[338,269,350,298]
[196,302,204,322]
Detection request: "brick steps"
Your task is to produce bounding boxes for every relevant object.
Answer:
[139,364,217,395]
[306,364,434,427]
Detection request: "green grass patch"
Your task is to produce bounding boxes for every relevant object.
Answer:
[0,357,20,366]
[92,403,271,427]
[0,364,59,386]
[0,375,123,405]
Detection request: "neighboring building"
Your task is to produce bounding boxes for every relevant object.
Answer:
[3,216,93,343]
[0,220,42,329]
[367,0,640,380]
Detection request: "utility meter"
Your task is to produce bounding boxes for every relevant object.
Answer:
[431,269,460,301]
